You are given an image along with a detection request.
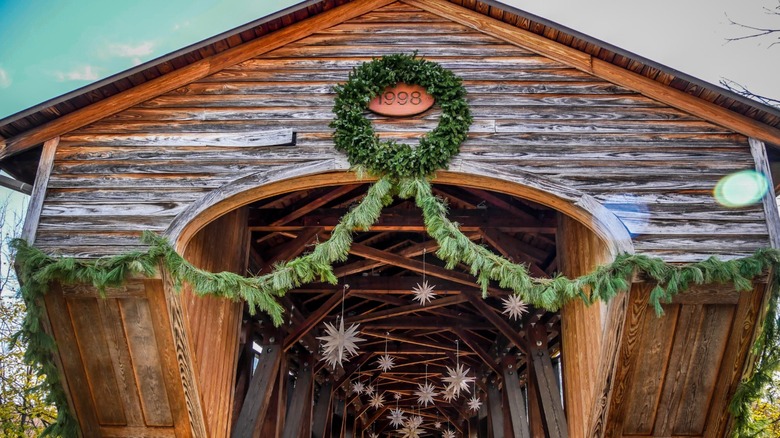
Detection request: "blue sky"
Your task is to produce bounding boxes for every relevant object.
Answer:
[0,0,300,119]
[0,0,778,121]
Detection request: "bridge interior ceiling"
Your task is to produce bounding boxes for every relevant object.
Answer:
[237,182,563,431]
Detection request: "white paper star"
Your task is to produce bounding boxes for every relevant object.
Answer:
[501,294,529,320]
[434,421,442,429]
[369,392,385,409]
[368,433,379,438]
[394,392,402,400]
[442,429,456,438]
[316,319,365,368]
[351,380,365,395]
[388,407,406,428]
[397,420,422,438]
[467,395,482,412]
[412,280,437,305]
[415,382,438,406]
[409,415,424,428]
[442,363,474,398]
[376,354,396,372]
[365,384,375,396]
[442,383,458,402]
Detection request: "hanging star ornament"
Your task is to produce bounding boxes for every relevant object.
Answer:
[316,318,365,368]
[351,380,365,395]
[415,382,438,406]
[394,391,402,400]
[442,429,456,438]
[369,392,385,409]
[501,294,529,321]
[368,433,379,438]
[434,421,442,429]
[412,280,437,305]
[442,383,458,402]
[468,395,482,412]
[376,353,396,372]
[398,419,422,438]
[442,363,475,397]
[365,384,375,396]
[388,407,406,428]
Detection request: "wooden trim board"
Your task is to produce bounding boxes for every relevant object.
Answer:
[21,136,58,243]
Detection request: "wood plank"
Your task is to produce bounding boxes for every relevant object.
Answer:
[704,285,766,437]
[281,360,314,438]
[529,324,568,438]
[55,129,296,147]
[464,292,528,354]
[98,298,145,426]
[284,288,348,351]
[21,136,58,243]
[67,297,127,425]
[619,302,680,435]
[487,383,505,438]
[0,0,398,158]
[749,138,780,249]
[62,279,147,298]
[502,357,531,438]
[311,382,333,438]
[146,277,204,438]
[231,345,282,438]
[120,297,175,426]
[99,426,176,437]
[44,285,102,437]
[671,304,733,435]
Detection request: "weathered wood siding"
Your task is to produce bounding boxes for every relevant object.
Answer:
[35,1,768,262]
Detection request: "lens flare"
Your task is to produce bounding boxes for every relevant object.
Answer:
[713,170,768,208]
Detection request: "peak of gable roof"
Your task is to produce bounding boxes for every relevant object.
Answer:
[1,0,779,159]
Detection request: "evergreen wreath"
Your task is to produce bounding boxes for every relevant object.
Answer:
[330,53,472,178]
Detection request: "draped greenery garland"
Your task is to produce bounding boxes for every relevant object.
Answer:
[11,53,780,436]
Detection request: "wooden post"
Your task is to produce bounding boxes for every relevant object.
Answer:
[231,344,282,438]
[282,357,314,438]
[530,324,568,438]
[557,215,611,438]
[526,335,545,437]
[502,357,531,438]
[468,414,479,438]
[487,383,504,438]
[312,382,333,438]
[21,136,58,244]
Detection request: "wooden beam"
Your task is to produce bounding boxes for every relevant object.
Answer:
[281,360,314,438]
[361,317,493,331]
[749,138,780,249]
[21,136,58,243]
[464,292,528,354]
[502,357,531,438]
[487,383,505,438]
[348,243,506,295]
[312,382,333,438]
[331,353,372,392]
[284,288,350,351]
[261,227,323,273]
[0,174,32,194]
[529,325,568,438]
[231,345,282,438]
[0,0,397,159]
[346,295,468,324]
[479,228,547,277]
[362,329,463,353]
[453,327,501,375]
[272,185,360,226]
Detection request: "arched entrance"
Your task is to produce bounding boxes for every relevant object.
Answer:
[168,168,633,438]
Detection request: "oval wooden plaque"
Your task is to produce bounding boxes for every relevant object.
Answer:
[368,83,435,117]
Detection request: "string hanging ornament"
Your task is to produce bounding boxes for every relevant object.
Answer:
[501,294,529,321]
[317,285,365,368]
[388,390,406,428]
[415,363,437,406]
[376,332,395,372]
[351,363,365,395]
[442,339,474,398]
[412,248,437,305]
[369,379,385,410]
[467,379,482,412]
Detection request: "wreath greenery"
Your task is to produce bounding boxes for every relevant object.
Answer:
[330,53,473,178]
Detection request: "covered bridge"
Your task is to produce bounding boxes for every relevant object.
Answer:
[3,0,780,437]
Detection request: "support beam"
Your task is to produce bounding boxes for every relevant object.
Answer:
[502,357,531,438]
[464,292,528,354]
[282,359,314,438]
[487,383,505,438]
[454,327,501,375]
[530,325,568,438]
[285,287,350,351]
[312,382,333,438]
[0,174,32,194]
[21,136,58,243]
[232,345,282,438]
[346,294,468,324]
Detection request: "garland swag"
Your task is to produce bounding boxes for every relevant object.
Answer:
[11,53,780,436]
